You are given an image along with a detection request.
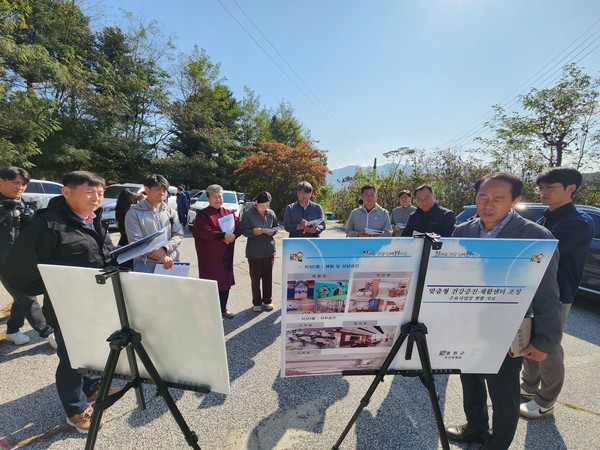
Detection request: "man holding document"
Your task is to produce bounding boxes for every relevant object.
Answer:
[124,174,183,273]
[284,181,326,238]
[192,184,242,319]
[345,185,392,237]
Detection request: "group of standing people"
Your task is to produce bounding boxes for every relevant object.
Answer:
[0,164,595,448]
[345,183,456,238]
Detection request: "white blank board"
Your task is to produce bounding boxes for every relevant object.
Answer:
[39,265,230,395]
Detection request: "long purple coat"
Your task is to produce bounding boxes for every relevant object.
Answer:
[192,206,242,291]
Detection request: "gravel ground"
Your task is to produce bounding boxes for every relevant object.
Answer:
[1,222,599,449]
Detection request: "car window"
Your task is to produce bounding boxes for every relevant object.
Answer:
[42,182,63,194]
[24,182,43,194]
[516,208,545,223]
[197,191,237,203]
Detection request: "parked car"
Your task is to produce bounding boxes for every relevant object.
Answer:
[101,183,145,228]
[455,202,600,299]
[22,179,63,208]
[187,190,244,228]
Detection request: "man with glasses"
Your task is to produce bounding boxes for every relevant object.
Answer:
[284,181,326,238]
[401,184,456,237]
[520,167,594,419]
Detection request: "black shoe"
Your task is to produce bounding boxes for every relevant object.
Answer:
[446,423,490,443]
[222,310,234,319]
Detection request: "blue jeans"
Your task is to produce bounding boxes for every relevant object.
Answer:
[133,259,156,273]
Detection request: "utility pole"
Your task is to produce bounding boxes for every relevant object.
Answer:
[373,157,377,183]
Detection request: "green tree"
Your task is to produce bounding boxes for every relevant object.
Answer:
[480,64,600,171]
[232,142,329,217]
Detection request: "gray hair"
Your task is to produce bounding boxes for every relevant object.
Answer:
[206,184,223,196]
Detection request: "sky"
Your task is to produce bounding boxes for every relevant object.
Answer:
[93,0,600,169]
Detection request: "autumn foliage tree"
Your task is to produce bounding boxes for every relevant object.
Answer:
[232,142,329,218]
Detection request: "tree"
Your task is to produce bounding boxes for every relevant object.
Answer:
[232,142,329,217]
[480,64,600,171]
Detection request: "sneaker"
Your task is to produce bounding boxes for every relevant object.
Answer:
[45,333,57,350]
[66,405,96,433]
[222,310,235,319]
[252,305,262,312]
[264,303,274,311]
[5,331,30,345]
[520,387,535,401]
[520,399,554,419]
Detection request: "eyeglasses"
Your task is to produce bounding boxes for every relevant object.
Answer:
[535,183,564,193]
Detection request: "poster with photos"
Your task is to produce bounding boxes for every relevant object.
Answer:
[282,237,423,377]
[281,237,558,377]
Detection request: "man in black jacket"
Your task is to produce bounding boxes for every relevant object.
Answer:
[520,167,594,419]
[7,171,115,434]
[0,166,54,347]
[401,184,456,237]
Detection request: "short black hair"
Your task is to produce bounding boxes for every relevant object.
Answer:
[0,166,30,183]
[255,191,272,203]
[398,190,411,198]
[414,184,433,196]
[536,167,583,196]
[62,171,105,188]
[475,172,523,200]
[297,181,313,193]
[143,174,169,190]
[360,184,376,194]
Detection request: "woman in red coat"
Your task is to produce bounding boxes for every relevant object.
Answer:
[192,184,242,319]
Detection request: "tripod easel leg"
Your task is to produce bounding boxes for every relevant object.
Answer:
[332,331,409,450]
[132,337,201,450]
[86,344,123,450]
[413,332,450,450]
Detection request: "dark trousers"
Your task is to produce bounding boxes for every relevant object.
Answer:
[1,274,52,338]
[248,256,274,306]
[177,208,188,225]
[461,354,523,450]
[219,290,230,312]
[53,317,101,416]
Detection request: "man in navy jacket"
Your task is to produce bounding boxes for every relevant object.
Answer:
[401,184,455,237]
[520,167,594,419]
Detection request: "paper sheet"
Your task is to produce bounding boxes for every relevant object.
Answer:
[218,214,235,233]
[154,262,191,277]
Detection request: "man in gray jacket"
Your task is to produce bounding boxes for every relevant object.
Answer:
[125,174,184,273]
[445,172,562,450]
[345,185,392,237]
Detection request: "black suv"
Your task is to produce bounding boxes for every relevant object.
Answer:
[455,203,600,300]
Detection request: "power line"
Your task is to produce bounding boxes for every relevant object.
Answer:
[215,0,368,160]
[433,17,600,152]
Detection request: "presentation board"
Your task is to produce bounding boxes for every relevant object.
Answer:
[281,237,558,377]
[38,265,230,395]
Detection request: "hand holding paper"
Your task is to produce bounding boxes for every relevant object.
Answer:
[218,214,235,234]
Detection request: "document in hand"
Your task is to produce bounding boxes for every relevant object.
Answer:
[109,230,168,264]
[307,218,324,227]
[218,214,235,233]
[261,227,278,233]
[364,228,384,235]
[154,262,191,277]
